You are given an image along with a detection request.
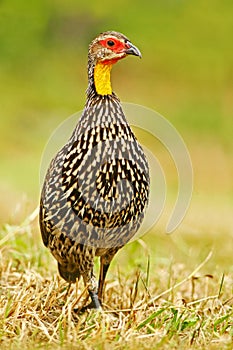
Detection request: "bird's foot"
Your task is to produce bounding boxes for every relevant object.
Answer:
[74,291,102,313]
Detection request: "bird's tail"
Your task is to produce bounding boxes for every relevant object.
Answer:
[58,263,80,283]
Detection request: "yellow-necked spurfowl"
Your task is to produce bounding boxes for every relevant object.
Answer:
[39,31,150,309]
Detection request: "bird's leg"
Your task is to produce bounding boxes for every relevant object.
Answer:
[82,270,101,310]
[98,255,114,304]
[88,290,101,309]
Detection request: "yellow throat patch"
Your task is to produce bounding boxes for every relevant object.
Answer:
[94,62,112,95]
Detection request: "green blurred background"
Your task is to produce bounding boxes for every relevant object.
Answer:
[0,0,232,241]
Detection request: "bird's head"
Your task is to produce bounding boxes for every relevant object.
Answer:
[87,31,141,96]
[88,31,142,66]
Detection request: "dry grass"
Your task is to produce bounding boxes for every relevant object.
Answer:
[0,209,232,350]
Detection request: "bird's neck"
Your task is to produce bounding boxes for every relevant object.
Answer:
[87,60,113,97]
[94,62,113,95]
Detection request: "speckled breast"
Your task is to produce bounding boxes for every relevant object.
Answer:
[40,94,150,250]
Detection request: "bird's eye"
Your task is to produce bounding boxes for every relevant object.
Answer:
[107,40,115,47]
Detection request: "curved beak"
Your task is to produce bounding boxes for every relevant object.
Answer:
[125,41,142,58]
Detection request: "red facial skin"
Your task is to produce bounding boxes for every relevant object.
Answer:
[99,38,130,65]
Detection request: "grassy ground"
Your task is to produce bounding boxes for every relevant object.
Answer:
[0,201,232,350]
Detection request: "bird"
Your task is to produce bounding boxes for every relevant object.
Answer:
[39,31,150,310]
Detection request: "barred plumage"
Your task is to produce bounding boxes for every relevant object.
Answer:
[39,31,150,309]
